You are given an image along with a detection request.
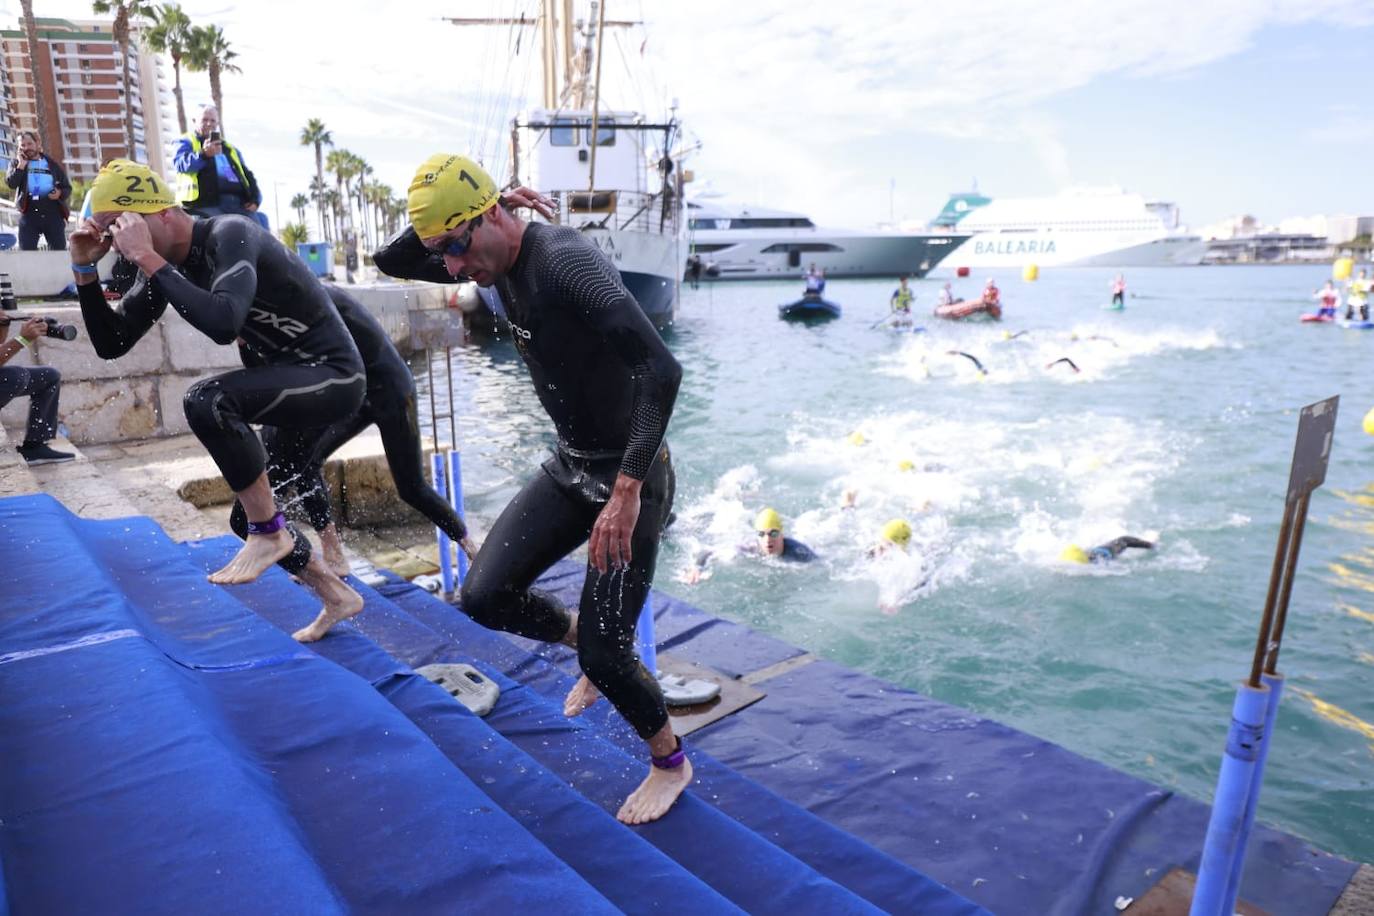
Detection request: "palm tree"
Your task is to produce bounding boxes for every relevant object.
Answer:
[348,154,372,248]
[325,148,357,245]
[366,181,390,246]
[141,3,192,134]
[299,118,332,244]
[19,0,54,151]
[321,188,342,247]
[91,0,153,158]
[185,24,239,129]
[308,175,331,242]
[290,193,309,226]
[280,222,310,247]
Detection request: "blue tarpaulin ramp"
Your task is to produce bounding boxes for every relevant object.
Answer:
[0,495,984,915]
[0,493,1357,914]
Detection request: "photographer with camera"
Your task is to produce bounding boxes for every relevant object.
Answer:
[5,130,72,251]
[0,313,74,466]
[172,105,261,219]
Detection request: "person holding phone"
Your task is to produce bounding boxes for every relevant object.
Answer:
[5,130,72,251]
[172,105,261,218]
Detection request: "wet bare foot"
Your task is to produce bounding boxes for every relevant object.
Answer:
[320,524,350,577]
[563,674,602,717]
[209,531,294,584]
[617,757,693,825]
[291,558,365,642]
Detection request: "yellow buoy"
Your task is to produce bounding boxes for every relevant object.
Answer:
[1022,264,1039,282]
[1363,407,1374,436]
[1334,257,1355,281]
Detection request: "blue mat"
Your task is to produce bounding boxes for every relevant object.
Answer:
[404,558,1360,915]
[0,496,615,915]
[187,536,981,915]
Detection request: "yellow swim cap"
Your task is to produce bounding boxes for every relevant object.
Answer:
[1060,545,1091,564]
[897,459,915,472]
[1363,407,1374,436]
[881,519,912,547]
[89,159,175,215]
[848,431,867,446]
[754,508,784,532]
[407,153,499,240]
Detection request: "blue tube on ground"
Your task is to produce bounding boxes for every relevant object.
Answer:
[1190,682,1271,916]
[1222,672,1285,913]
[636,596,657,676]
[432,452,453,595]
[447,450,468,585]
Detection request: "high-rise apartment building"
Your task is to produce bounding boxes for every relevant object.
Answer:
[1,18,173,183]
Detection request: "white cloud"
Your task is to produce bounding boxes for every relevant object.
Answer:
[6,0,1373,227]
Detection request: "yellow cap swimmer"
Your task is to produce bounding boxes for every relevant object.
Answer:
[848,431,867,446]
[1060,545,1091,564]
[881,519,912,548]
[755,508,784,532]
[407,154,499,240]
[897,459,915,472]
[88,159,176,215]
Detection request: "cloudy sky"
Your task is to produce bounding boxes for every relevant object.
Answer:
[7,0,1374,231]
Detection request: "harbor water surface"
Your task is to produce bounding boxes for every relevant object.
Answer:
[417,264,1374,865]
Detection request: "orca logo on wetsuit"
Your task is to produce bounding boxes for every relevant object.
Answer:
[507,320,532,341]
[249,307,310,339]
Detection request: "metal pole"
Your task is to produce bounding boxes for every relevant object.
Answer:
[585,0,607,194]
[636,594,656,676]
[432,451,454,595]
[1248,503,1295,688]
[1265,493,1311,675]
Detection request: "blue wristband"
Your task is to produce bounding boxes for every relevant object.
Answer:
[72,262,98,275]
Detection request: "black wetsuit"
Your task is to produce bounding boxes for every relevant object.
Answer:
[1089,536,1154,562]
[375,222,682,740]
[779,537,817,562]
[235,286,467,543]
[79,215,365,572]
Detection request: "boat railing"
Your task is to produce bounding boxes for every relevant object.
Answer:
[543,188,681,237]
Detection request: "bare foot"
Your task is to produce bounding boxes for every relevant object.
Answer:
[563,674,602,716]
[209,530,294,584]
[617,757,694,825]
[291,557,365,642]
[320,523,350,577]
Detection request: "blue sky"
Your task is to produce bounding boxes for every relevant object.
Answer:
[6,0,1373,231]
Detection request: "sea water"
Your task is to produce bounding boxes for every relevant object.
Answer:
[418,264,1374,864]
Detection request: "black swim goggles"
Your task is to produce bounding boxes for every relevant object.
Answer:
[438,214,483,257]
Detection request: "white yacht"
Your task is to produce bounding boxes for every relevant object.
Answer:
[929,187,1207,268]
[687,200,966,280]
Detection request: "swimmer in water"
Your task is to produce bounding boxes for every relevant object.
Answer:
[947,350,987,375]
[686,507,817,583]
[1046,357,1081,373]
[1060,536,1154,564]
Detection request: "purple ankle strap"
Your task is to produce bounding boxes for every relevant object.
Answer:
[651,740,686,770]
[247,512,286,536]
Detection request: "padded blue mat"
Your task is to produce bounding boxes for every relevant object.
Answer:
[400,558,1359,915]
[0,495,615,915]
[188,536,982,915]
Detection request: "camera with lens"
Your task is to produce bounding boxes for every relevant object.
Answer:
[42,318,78,342]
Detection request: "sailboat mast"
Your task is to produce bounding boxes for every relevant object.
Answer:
[586,0,608,192]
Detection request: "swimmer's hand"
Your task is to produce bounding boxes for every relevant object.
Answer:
[458,536,478,562]
[110,212,165,273]
[590,474,641,573]
[69,219,113,269]
[502,186,558,221]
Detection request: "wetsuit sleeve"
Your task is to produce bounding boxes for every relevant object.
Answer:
[542,246,682,481]
[149,219,258,346]
[373,226,460,284]
[76,269,168,359]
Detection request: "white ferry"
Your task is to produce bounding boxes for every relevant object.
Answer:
[688,199,966,280]
[930,187,1207,268]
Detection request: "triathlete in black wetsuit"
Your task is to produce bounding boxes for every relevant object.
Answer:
[70,159,365,640]
[238,285,470,574]
[377,153,686,825]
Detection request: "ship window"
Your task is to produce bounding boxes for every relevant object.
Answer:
[550,119,578,147]
[592,118,615,146]
[761,243,844,253]
[690,243,734,253]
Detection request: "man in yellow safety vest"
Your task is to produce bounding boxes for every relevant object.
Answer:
[173,105,262,220]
